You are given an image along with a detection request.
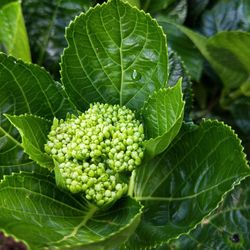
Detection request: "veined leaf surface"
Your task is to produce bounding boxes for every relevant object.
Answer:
[61,0,168,111]
[22,0,92,78]
[0,172,142,249]
[126,120,250,249]
[142,79,184,158]
[170,175,250,249]
[0,1,31,62]
[0,53,74,173]
[5,114,53,170]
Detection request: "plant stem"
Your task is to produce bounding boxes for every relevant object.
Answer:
[128,170,136,197]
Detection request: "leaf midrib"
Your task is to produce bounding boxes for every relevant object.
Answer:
[117,3,124,106]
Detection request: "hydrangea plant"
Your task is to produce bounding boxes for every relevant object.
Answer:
[0,0,249,249]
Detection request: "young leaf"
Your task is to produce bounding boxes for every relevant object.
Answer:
[142,78,184,158]
[61,0,168,111]
[127,120,250,249]
[0,172,143,250]
[0,53,75,168]
[0,1,31,62]
[5,114,53,170]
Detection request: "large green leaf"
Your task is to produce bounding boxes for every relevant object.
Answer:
[125,120,250,249]
[205,31,250,91]
[0,53,74,171]
[22,0,92,78]
[0,172,142,250]
[0,1,31,62]
[5,114,53,169]
[61,0,168,111]
[169,175,250,249]
[158,20,204,81]
[142,79,184,158]
[174,26,250,94]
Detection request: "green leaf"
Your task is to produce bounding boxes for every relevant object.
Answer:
[0,172,143,250]
[0,0,16,9]
[61,0,168,111]
[168,48,193,120]
[155,0,188,24]
[198,0,250,37]
[126,120,250,249]
[0,53,75,169]
[205,31,250,90]
[5,114,53,170]
[170,176,250,249]
[142,79,184,158]
[143,0,175,13]
[0,1,31,62]
[185,0,209,26]
[158,20,204,81]
[0,53,75,119]
[175,27,250,94]
[230,96,250,135]
[121,0,140,8]
[22,0,92,78]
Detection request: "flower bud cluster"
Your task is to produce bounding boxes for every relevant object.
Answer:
[45,103,144,206]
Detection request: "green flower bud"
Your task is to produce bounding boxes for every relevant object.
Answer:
[45,102,145,207]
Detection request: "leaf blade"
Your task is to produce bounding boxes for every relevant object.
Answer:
[61,0,168,111]
[0,1,31,62]
[0,172,143,250]
[126,120,250,249]
[142,78,184,158]
[5,114,53,170]
[0,53,75,169]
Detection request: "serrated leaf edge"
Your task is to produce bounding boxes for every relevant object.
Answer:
[0,171,144,250]
[140,119,250,250]
[60,0,168,107]
[141,80,185,143]
[4,113,53,169]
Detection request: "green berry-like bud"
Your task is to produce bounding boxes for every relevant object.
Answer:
[45,102,145,207]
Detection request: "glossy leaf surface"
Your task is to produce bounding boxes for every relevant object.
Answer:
[158,20,204,81]
[168,48,192,120]
[170,176,250,249]
[0,172,142,249]
[5,114,53,169]
[0,1,31,62]
[142,79,184,158]
[126,120,250,249]
[61,0,168,111]
[22,0,92,77]
[0,53,74,171]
